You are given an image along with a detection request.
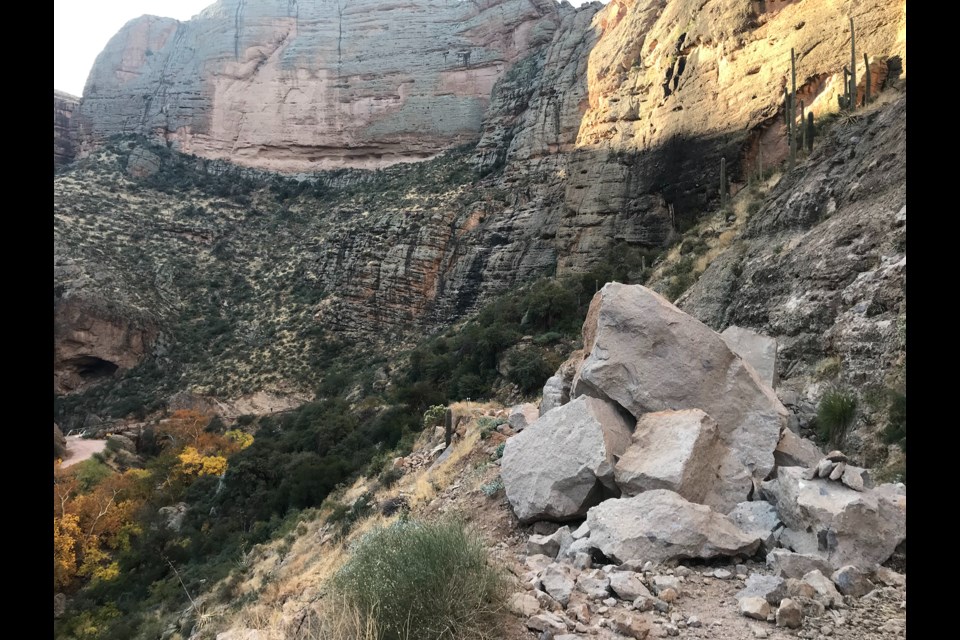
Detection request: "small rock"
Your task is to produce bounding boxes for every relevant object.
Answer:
[541,564,577,606]
[873,566,906,588]
[653,599,671,613]
[566,600,590,623]
[509,593,541,617]
[664,623,679,636]
[821,623,834,635]
[526,612,567,633]
[802,570,844,608]
[675,566,692,577]
[610,571,653,601]
[785,578,817,599]
[572,552,593,570]
[815,459,836,478]
[603,597,618,607]
[659,588,679,603]
[739,596,771,620]
[571,521,590,539]
[751,628,769,639]
[687,615,701,628]
[576,569,612,600]
[831,566,874,597]
[766,550,834,579]
[828,462,846,481]
[736,564,748,577]
[776,598,803,628]
[652,576,681,594]
[610,611,651,639]
[713,568,733,580]
[736,574,787,605]
[633,596,655,612]
[535,589,562,612]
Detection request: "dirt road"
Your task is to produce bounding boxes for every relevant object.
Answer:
[61,435,107,468]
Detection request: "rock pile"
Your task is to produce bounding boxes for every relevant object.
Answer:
[499,284,906,632]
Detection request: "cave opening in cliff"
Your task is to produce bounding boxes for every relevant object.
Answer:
[70,355,120,380]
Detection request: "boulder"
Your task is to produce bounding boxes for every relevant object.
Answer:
[762,467,906,569]
[502,396,633,523]
[773,430,822,469]
[720,326,779,389]
[766,550,834,579]
[540,350,584,416]
[585,490,762,565]
[572,284,788,512]
[615,409,722,504]
[727,501,783,553]
[735,574,787,605]
[509,403,540,432]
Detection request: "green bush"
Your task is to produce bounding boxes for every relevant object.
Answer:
[331,518,507,640]
[816,389,858,449]
[882,391,906,451]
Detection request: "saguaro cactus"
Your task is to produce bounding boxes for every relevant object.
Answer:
[849,17,857,109]
[789,48,797,168]
[806,112,815,153]
[864,52,871,104]
[720,157,727,208]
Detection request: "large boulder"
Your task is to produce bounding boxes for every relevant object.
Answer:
[762,466,906,569]
[502,396,633,523]
[585,490,762,565]
[572,284,789,512]
[615,409,723,503]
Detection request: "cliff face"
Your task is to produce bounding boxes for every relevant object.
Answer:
[56,0,906,404]
[54,90,80,167]
[76,0,562,171]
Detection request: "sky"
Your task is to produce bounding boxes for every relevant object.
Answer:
[54,0,603,98]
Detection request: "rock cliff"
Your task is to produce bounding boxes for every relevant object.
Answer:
[56,0,906,409]
[76,0,563,171]
[54,90,80,167]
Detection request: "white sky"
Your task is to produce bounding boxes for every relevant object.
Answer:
[54,0,604,98]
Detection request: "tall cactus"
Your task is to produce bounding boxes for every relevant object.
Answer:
[849,17,857,110]
[839,67,851,110]
[791,49,797,164]
[864,52,871,104]
[806,112,815,153]
[800,100,807,154]
[720,157,727,209]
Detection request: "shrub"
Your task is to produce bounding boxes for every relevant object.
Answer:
[330,518,507,640]
[480,477,504,498]
[882,391,906,451]
[816,389,858,449]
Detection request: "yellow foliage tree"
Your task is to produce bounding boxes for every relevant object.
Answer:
[178,446,228,477]
[54,514,81,590]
